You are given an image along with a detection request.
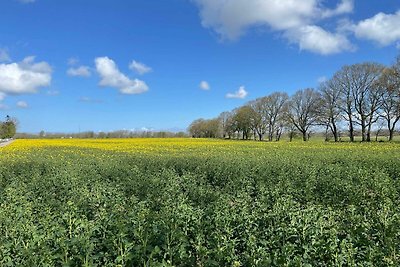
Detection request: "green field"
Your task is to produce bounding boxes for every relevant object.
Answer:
[0,139,399,266]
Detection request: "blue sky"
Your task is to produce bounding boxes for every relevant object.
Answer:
[0,0,399,133]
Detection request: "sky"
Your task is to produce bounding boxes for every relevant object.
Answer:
[0,0,399,133]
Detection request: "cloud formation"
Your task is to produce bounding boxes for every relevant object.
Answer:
[352,11,400,46]
[226,86,248,99]
[129,60,152,75]
[0,48,11,62]
[193,0,354,54]
[67,66,91,77]
[95,57,149,95]
[286,25,354,55]
[16,101,28,108]
[199,81,210,90]
[0,56,52,97]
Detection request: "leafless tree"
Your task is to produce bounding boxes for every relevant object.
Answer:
[286,88,321,141]
[318,79,342,142]
[379,62,400,141]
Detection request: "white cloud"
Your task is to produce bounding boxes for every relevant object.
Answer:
[95,57,149,95]
[199,80,210,90]
[129,60,152,75]
[226,86,248,99]
[322,0,353,18]
[352,11,400,46]
[67,57,79,66]
[67,66,91,77]
[193,0,354,54]
[286,25,354,55]
[0,48,11,62]
[0,56,52,96]
[16,101,28,108]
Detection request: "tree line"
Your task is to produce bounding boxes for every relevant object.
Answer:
[0,115,17,140]
[16,130,188,139]
[189,57,400,142]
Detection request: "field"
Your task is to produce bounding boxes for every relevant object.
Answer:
[0,139,399,266]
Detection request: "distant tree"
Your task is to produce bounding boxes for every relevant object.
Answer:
[379,62,400,141]
[333,67,355,141]
[233,106,257,140]
[249,92,288,141]
[0,115,17,139]
[248,99,267,140]
[219,111,233,139]
[286,124,298,142]
[188,118,220,138]
[318,79,342,142]
[286,88,321,141]
[340,63,384,141]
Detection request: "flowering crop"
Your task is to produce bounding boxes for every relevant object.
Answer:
[0,139,399,266]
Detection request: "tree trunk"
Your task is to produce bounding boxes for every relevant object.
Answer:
[349,117,354,142]
[302,131,307,141]
[389,129,394,142]
[324,125,329,142]
[361,119,366,142]
[331,118,338,142]
[366,122,372,142]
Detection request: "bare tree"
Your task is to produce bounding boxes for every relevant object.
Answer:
[347,63,384,141]
[286,88,321,141]
[379,62,400,141]
[318,79,342,142]
[248,99,267,141]
[265,92,289,141]
[219,111,233,139]
[334,67,355,141]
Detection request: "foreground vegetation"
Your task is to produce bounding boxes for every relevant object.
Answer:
[0,139,399,266]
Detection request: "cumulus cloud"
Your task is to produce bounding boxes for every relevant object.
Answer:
[199,81,210,90]
[0,48,11,62]
[129,60,152,75]
[67,66,91,77]
[16,101,28,108]
[193,0,354,54]
[352,11,400,46]
[0,56,52,96]
[226,86,248,99]
[286,25,354,55]
[322,0,353,18]
[95,57,149,95]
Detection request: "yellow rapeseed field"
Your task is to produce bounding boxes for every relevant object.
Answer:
[0,138,399,266]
